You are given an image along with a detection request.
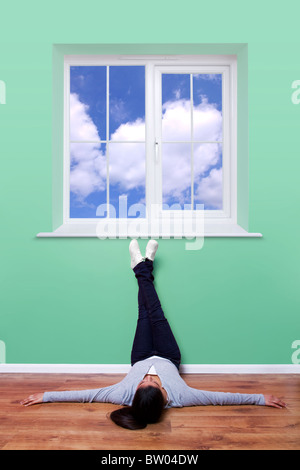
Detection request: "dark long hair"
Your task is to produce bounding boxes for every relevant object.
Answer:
[110,386,165,430]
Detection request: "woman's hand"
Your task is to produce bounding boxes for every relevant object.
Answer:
[264,394,287,409]
[20,393,44,406]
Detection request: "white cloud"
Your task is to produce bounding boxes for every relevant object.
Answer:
[194,73,222,81]
[161,99,222,206]
[162,143,191,204]
[161,141,222,207]
[70,93,101,142]
[193,98,222,141]
[162,99,191,141]
[110,118,145,142]
[69,93,222,209]
[110,98,129,125]
[109,141,145,191]
[194,142,221,177]
[194,167,223,209]
[162,97,222,141]
[69,93,106,201]
[70,154,106,200]
[109,119,146,191]
[69,94,145,202]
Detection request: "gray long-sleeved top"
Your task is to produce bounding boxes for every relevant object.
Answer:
[43,356,265,408]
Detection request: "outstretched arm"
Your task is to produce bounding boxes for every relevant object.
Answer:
[180,386,287,408]
[20,389,104,406]
[20,383,125,406]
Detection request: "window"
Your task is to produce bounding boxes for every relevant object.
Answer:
[69,65,146,219]
[159,71,223,212]
[57,54,248,238]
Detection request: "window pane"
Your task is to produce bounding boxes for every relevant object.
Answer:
[162,74,191,141]
[70,66,106,141]
[193,74,223,141]
[109,143,145,218]
[193,143,223,210]
[109,66,145,141]
[70,143,107,218]
[162,143,191,209]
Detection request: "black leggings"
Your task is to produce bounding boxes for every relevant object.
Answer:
[130,259,181,369]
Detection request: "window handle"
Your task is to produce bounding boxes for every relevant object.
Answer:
[155,141,159,163]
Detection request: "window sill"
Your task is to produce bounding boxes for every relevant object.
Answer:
[36,222,262,238]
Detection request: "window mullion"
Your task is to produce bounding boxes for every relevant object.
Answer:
[106,66,110,218]
[149,64,162,222]
[190,73,194,210]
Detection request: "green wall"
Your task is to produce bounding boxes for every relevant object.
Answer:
[0,0,299,365]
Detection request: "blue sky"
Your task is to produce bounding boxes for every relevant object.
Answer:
[70,66,145,218]
[69,67,223,217]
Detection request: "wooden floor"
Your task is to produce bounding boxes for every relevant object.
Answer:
[0,373,299,450]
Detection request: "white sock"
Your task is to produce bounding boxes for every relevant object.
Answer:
[145,239,159,262]
[129,239,144,269]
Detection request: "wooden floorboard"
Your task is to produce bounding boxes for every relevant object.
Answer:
[0,373,299,450]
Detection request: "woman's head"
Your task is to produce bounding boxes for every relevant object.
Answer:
[110,385,165,430]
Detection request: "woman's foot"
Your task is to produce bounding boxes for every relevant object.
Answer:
[145,239,159,262]
[129,239,144,269]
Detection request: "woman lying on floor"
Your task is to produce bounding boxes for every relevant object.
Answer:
[21,240,286,430]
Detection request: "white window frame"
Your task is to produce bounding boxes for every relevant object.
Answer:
[39,54,261,238]
[153,64,232,221]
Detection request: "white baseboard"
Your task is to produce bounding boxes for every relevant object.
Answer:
[0,364,300,374]
[181,364,300,374]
